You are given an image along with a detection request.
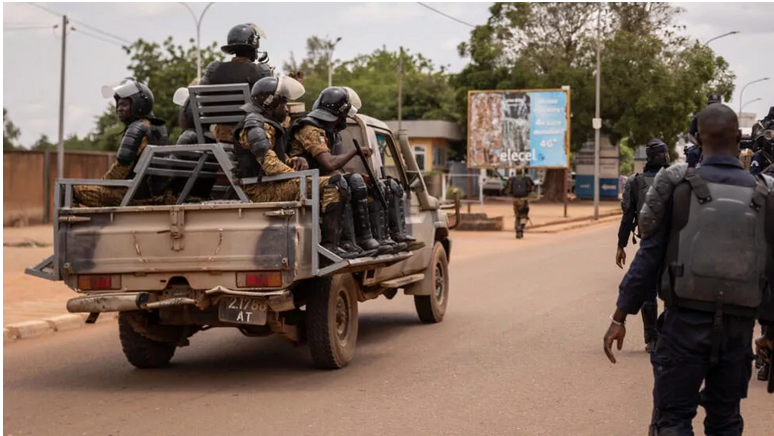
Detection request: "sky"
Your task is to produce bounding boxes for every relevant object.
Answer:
[2,1,773,146]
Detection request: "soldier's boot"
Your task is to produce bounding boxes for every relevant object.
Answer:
[341,203,372,257]
[320,201,359,260]
[758,362,770,381]
[516,217,525,239]
[368,199,399,254]
[352,197,383,256]
[387,195,425,251]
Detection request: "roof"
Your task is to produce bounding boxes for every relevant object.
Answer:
[383,120,463,141]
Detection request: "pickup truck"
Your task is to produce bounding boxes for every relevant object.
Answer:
[26,84,460,370]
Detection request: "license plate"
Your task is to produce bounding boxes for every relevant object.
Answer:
[218,297,268,325]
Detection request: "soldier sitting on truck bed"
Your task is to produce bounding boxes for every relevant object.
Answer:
[289,87,424,255]
[72,78,177,207]
[232,76,364,259]
[201,23,273,144]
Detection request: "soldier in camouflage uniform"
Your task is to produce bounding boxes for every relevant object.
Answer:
[232,76,361,259]
[290,87,423,255]
[73,78,175,207]
[201,23,273,144]
[505,171,536,239]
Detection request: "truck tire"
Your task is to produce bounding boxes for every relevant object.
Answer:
[118,312,177,369]
[414,242,449,324]
[306,275,359,369]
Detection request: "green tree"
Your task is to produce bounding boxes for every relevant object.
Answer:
[122,37,225,134]
[3,108,21,150]
[31,134,55,150]
[454,2,735,200]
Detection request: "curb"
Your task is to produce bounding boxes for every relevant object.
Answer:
[530,215,621,234]
[4,312,119,343]
[528,210,622,230]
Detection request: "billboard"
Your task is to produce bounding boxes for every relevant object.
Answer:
[467,89,570,169]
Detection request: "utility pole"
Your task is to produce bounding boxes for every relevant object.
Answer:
[180,2,215,80]
[593,4,602,221]
[328,36,342,87]
[57,15,68,182]
[397,47,403,132]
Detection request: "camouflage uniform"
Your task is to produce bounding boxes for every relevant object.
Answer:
[238,123,339,209]
[73,119,175,207]
[505,175,535,239]
[287,124,331,164]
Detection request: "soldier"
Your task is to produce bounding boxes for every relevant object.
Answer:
[615,139,670,353]
[200,23,273,143]
[603,104,774,434]
[232,76,363,259]
[750,122,774,176]
[288,87,421,255]
[73,78,173,207]
[504,171,536,239]
[685,93,722,168]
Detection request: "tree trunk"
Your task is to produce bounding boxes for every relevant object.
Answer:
[542,169,565,202]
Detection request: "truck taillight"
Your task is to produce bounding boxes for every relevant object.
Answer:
[236,272,282,288]
[78,275,121,290]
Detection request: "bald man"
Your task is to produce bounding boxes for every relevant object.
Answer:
[603,104,774,434]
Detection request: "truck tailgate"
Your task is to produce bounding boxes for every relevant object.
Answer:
[61,204,293,275]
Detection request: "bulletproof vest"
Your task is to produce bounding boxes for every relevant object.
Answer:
[205,60,266,89]
[508,176,528,198]
[660,170,771,316]
[233,113,287,179]
[634,174,655,233]
[289,116,331,175]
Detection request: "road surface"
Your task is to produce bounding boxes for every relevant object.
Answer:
[4,224,771,435]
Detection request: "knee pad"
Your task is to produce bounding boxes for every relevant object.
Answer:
[347,173,368,201]
[328,175,349,203]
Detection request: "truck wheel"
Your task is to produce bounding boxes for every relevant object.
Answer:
[414,242,449,324]
[118,312,177,369]
[306,275,359,369]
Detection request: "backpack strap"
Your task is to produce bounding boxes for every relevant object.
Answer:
[751,174,770,213]
[684,167,712,204]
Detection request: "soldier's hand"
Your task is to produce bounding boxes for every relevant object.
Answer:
[616,247,626,269]
[356,142,373,159]
[603,323,626,364]
[291,157,309,171]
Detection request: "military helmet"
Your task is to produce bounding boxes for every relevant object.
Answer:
[241,76,305,112]
[307,86,362,122]
[707,93,722,105]
[101,77,154,118]
[221,23,265,55]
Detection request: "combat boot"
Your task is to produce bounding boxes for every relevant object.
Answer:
[352,197,384,256]
[388,194,425,251]
[368,199,400,254]
[320,201,359,260]
[758,362,770,381]
[341,203,375,258]
[516,223,525,239]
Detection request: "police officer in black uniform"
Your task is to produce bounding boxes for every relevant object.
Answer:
[749,117,774,177]
[200,23,272,88]
[603,104,774,434]
[615,138,670,353]
[685,93,722,168]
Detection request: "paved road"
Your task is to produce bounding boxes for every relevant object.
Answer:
[4,224,771,435]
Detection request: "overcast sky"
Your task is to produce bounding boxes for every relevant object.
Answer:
[3,2,773,146]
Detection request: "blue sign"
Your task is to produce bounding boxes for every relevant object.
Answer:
[575,175,620,199]
[528,91,569,167]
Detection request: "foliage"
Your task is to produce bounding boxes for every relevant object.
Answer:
[3,108,21,150]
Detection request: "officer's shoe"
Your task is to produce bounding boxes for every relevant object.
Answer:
[645,339,657,354]
[758,362,770,381]
[516,224,525,239]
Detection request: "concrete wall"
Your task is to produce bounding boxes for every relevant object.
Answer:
[3,150,115,226]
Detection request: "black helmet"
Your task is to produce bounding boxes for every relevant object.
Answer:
[241,76,305,112]
[221,23,264,55]
[707,93,722,105]
[101,77,154,118]
[307,86,362,122]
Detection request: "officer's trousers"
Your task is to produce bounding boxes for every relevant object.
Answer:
[650,308,754,436]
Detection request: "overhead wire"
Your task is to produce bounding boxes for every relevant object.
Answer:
[27,2,132,44]
[416,2,475,28]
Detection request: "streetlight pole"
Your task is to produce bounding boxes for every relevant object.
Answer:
[328,37,342,87]
[57,15,68,183]
[593,3,602,221]
[180,2,215,80]
[702,30,739,47]
[739,77,770,119]
[741,98,762,112]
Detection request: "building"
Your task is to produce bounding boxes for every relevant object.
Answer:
[384,120,463,173]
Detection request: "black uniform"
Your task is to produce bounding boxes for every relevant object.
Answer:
[616,156,774,434]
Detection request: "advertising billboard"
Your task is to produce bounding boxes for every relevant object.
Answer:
[467,89,570,169]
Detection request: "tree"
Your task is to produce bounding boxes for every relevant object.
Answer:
[123,37,225,135]
[285,38,457,123]
[31,134,55,151]
[4,108,21,150]
[454,2,735,200]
